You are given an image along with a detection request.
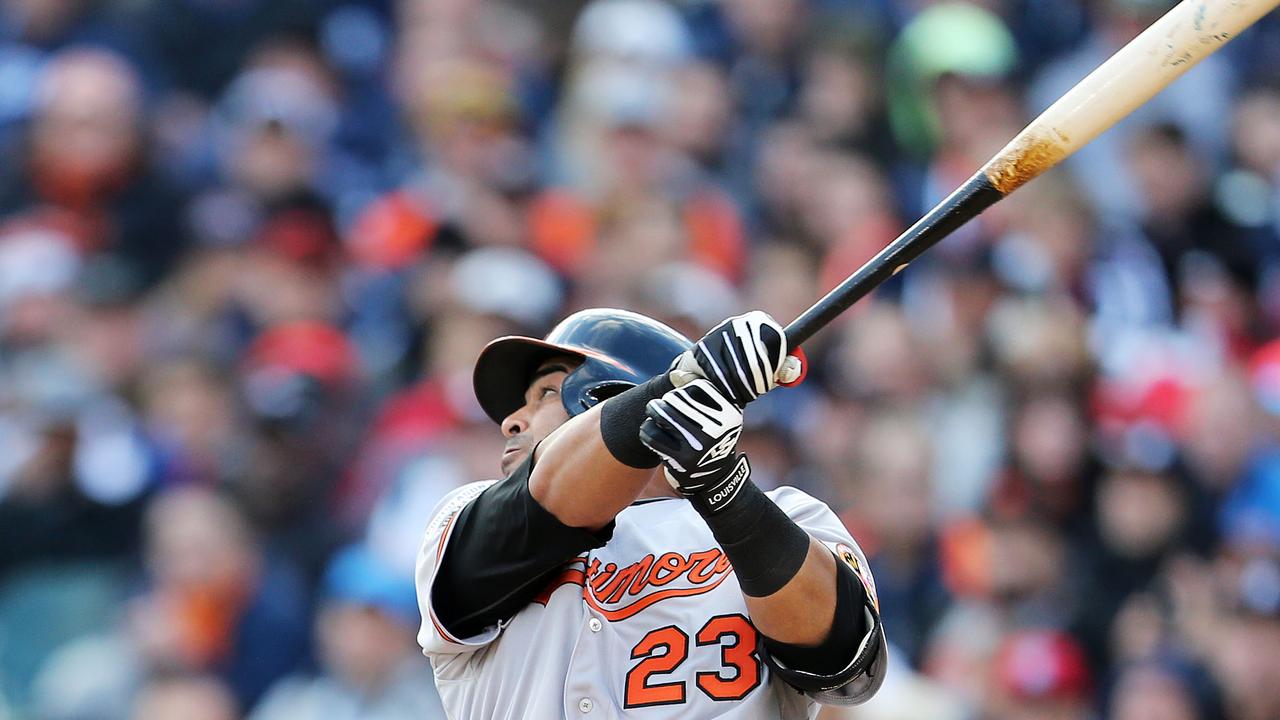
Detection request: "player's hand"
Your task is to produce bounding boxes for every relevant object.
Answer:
[668,310,799,407]
[639,379,752,515]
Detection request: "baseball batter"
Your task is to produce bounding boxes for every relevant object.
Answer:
[416,309,886,719]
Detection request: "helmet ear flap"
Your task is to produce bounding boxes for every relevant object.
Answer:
[583,381,636,406]
[560,364,638,416]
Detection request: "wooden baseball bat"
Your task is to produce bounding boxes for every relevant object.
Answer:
[784,0,1280,348]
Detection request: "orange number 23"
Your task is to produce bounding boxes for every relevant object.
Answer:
[625,614,762,708]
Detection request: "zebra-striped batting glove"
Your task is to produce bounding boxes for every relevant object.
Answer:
[639,379,753,516]
[669,311,798,407]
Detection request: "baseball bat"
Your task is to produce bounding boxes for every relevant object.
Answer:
[784,0,1280,348]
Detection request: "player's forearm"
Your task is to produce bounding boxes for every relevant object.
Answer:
[751,535,882,695]
[528,403,655,531]
[711,488,874,682]
[741,537,838,645]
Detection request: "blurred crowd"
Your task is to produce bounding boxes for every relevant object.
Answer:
[0,0,1278,718]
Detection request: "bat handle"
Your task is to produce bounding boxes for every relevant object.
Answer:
[784,172,1004,349]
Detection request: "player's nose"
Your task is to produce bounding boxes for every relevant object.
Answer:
[501,406,529,438]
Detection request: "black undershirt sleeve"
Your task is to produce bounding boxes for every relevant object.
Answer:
[431,455,613,638]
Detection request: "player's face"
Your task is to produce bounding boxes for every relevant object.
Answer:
[499,357,577,475]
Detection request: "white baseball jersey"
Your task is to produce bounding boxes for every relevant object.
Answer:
[416,483,883,719]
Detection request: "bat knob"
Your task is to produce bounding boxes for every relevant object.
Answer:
[777,348,808,387]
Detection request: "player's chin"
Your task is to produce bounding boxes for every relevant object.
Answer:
[500,447,528,476]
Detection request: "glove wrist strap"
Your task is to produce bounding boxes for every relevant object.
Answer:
[682,456,811,597]
[673,455,752,515]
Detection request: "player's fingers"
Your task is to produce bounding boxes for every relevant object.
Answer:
[669,350,703,387]
[760,321,786,373]
[644,398,674,426]
[732,317,768,397]
[716,338,753,401]
[777,347,807,386]
[644,399,692,444]
[639,416,682,457]
[696,337,742,405]
[682,381,718,409]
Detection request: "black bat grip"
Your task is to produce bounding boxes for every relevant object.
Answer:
[784,172,1004,349]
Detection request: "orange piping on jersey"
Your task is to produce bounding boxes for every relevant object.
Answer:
[532,558,588,606]
[428,512,465,644]
[434,513,455,561]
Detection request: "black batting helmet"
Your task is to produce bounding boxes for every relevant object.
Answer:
[473,308,692,424]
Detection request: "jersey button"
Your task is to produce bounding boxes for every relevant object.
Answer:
[588,618,602,632]
[578,698,593,713]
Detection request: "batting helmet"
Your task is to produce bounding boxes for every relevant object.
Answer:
[473,308,692,424]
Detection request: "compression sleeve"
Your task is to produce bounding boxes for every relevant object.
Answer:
[431,455,613,638]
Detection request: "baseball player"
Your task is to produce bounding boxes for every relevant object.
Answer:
[416,308,886,719]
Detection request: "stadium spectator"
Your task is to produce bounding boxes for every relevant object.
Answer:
[0,1,1275,718]
[132,673,239,720]
[132,487,310,711]
[250,545,443,720]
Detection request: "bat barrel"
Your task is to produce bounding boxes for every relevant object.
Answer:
[979,0,1280,198]
[784,0,1280,349]
[784,173,1004,347]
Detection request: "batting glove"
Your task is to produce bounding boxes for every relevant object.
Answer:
[639,379,753,515]
[669,311,800,407]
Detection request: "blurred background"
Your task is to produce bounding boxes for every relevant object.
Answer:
[0,0,1277,718]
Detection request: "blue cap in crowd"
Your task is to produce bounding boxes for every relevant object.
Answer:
[323,544,420,626]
